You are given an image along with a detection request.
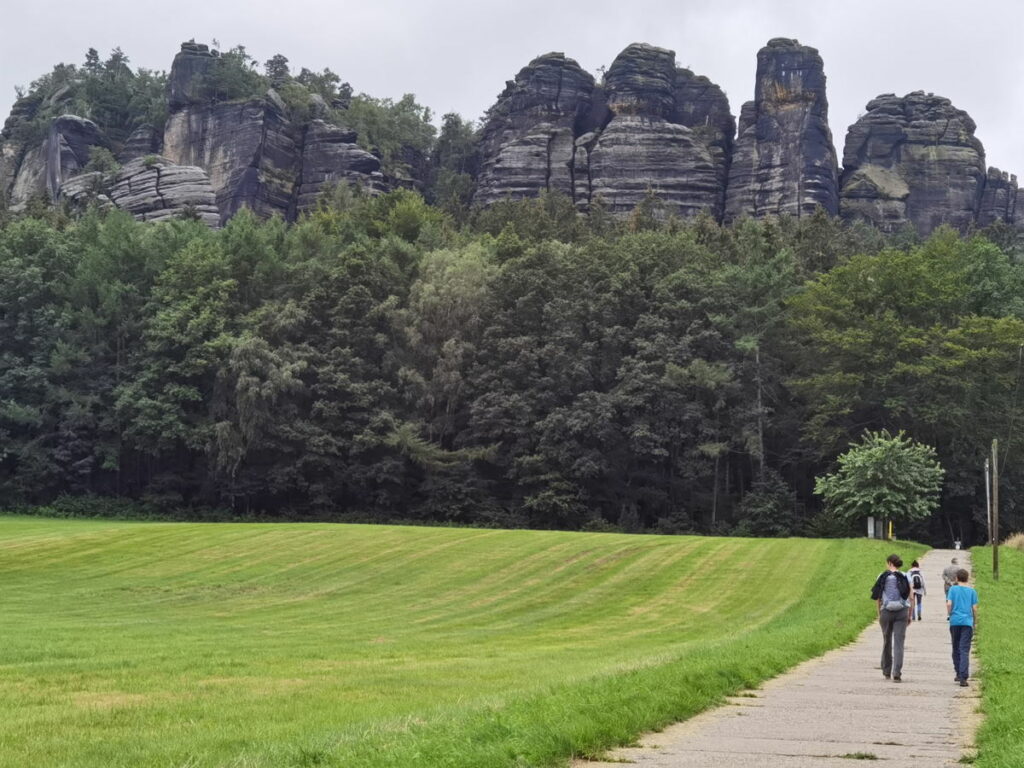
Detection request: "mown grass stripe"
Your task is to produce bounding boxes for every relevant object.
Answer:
[1,516,924,767]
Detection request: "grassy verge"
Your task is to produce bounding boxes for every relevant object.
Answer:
[974,545,1024,768]
[0,516,925,767]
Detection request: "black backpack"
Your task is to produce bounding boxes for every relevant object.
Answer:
[911,571,923,591]
[871,571,910,601]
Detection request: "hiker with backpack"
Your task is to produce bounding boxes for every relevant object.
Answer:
[907,560,926,621]
[871,554,915,682]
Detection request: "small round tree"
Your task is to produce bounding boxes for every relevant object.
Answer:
[815,430,944,536]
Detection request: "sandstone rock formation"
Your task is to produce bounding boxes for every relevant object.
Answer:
[294,120,387,212]
[840,92,991,234]
[474,52,597,207]
[5,115,109,208]
[671,68,735,198]
[108,156,220,226]
[724,38,839,220]
[4,38,1023,234]
[587,44,727,217]
[168,42,219,110]
[58,171,111,211]
[475,43,733,219]
[977,168,1019,227]
[119,124,162,162]
[162,43,385,223]
[56,156,221,226]
[163,89,302,223]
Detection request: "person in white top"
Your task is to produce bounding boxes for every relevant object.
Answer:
[907,560,926,621]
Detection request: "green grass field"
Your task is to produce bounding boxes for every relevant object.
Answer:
[0,516,923,768]
[974,545,1024,768]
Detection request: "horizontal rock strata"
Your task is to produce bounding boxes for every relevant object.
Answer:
[475,43,733,219]
[108,156,220,226]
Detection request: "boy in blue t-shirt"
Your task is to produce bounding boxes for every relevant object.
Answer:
[946,569,979,687]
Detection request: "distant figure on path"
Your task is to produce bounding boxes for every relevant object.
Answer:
[907,560,926,621]
[947,569,979,687]
[942,558,960,596]
[871,554,914,682]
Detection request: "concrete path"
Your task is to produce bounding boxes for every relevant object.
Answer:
[576,549,980,768]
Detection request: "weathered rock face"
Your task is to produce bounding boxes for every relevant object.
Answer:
[162,43,386,223]
[586,116,722,216]
[46,116,109,197]
[163,91,302,223]
[585,44,727,217]
[56,156,221,227]
[58,171,111,211]
[839,92,988,234]
[475,43,733,219]
[603,43,677,117]
[474,53,597,207]
[725,38,839,221]
[293,120,385,213]
[671,68,735,196]
[168,42,218,110]
[977,167,1019,227]
[106,155,220,226]
[6,115,109,207]
[119,124,162,162]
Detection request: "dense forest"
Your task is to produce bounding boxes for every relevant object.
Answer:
[3,187,1023,543]
[2,47,1023,544]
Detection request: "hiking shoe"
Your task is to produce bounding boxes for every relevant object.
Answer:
[960,680,969,687]
[893,676,902,682]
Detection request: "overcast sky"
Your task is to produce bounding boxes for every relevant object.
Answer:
[2,0,1023,175]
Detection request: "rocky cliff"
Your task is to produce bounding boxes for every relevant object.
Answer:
[57,155,221,226]
[723,38,838,220]
[162,43,385,224]
[474,52,598,207]
[474,43,733,219]
[977,167,1019,227]
[839,92,1015,234]
[587,44,727,217]
[0,42,388,223]
[4,115,109,207]
[3,38,1021,234]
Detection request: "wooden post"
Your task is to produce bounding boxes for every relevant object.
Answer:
[992,438,1000,581]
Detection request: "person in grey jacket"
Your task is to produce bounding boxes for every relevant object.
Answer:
[872,554,915,682]
[907,560,926,620]
[942,558,960,596]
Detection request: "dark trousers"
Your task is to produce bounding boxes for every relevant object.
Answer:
[914,594,923,620]
[951,625,974,680]
[879,609,908,677]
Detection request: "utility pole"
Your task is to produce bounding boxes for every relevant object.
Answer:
[992,438,1000,581]
[984,457,992,544]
